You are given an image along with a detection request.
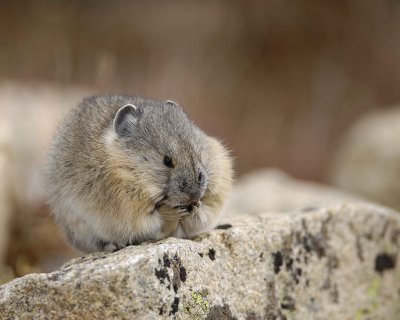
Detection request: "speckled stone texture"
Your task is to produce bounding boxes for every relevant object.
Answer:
[332,107,400,211]
[1,202,399,319]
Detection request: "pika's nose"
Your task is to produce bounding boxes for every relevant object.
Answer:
[190,190,203,203]
[186,200,200,213]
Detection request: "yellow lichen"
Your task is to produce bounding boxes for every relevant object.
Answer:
[183,290,210,318]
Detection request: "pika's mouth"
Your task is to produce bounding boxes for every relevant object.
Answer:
[155,195,201,214]
[173,201,200,213]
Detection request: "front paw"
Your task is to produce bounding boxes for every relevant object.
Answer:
[103,243,120,252]
[157,203,189,221]
[99,240,129,252]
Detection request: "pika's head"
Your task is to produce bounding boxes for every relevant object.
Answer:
[111,100,209,213]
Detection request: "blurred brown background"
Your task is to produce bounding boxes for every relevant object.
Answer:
[1,0,400,282]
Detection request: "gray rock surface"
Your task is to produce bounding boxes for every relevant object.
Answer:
[331,107,400,210]
[1,202,399,319]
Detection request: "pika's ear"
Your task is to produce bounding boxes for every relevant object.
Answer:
[165,100,178,106]
[113,104,140,138]
[164,100,183,110]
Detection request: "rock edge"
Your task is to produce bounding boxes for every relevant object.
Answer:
[1,202,399,319]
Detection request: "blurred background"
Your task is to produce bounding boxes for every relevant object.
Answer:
[1,0,400,283]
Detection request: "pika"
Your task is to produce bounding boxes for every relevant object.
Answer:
[46,95,233,253]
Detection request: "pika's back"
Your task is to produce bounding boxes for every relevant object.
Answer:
[51,95,164,157]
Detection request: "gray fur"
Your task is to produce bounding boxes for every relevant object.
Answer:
[45,95,233,253]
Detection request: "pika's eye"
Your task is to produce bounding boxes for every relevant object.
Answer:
[198,172,204,183]
[163,156,174,168]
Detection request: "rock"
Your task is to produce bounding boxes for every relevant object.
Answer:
[224,169,359,218]
[331,107,400,210]
[1,202,399,319]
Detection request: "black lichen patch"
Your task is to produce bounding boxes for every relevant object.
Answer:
[208,248,216,261]
[272,251,283,274]
[285,257,293,271]
[375,253,396,273]
[198,252,204,258]
[171,254,185,293]
[293,268,302,284]
[215,224,233,230]
[271,249,305,285]
[295,215,332,262]
[206,304,238,320]
[179,266,187,282]
[163,253,171,268]
[259,252,264,262]
[169,297,180,315]
[281,295,296,311]
[155,252,187,293]
[159,305,165,315]
[301,233,326,258]
[154,267,170,285]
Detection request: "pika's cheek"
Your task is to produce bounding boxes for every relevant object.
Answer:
[145,184,165,202]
